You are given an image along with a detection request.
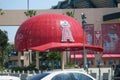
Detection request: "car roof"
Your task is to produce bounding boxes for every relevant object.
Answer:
[45,69,86,73]
[29,70,96,80]
[34,69,87,77]
[41,70,95,80]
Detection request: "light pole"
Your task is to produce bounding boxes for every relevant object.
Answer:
[81,13,87,71]
[109,60,114,79]
[97,59,101,80]
[27,0,29,10]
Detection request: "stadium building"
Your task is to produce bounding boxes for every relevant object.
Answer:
[1,0,120,69]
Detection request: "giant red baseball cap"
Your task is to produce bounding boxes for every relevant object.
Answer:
[15,13,103,52]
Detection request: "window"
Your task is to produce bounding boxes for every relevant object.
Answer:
[72,73,93,80]
[52,73,72,80]
[29,73,49,80]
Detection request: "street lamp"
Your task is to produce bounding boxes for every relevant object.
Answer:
[81,13,87,71]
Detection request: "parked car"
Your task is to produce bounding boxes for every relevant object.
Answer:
[114,64,120,80]
[29,70,96,80]
[0,76,20,80]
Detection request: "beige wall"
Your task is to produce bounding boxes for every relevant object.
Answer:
[0,8,119,28]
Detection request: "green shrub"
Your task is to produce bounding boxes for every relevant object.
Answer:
[0,66,5,72]
[11,64,38,73]
[65,63,75,68]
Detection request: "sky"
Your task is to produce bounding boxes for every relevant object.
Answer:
[0,0,63,43]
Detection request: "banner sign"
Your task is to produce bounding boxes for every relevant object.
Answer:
[95,31,101,46]
[101,23,120,54]
[84,24,94,45]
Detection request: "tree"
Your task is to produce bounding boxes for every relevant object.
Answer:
[4,43,14,68]
[66,11,74,18]
[0,29,8,68]
[47,51,61,60]
[0,9,5,15]
[39,51,61,70]
[24,10,36,17]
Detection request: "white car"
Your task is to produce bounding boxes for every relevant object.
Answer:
[0,76,20,80]
[29,70,96,80]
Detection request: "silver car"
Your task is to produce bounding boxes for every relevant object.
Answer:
[29,70,96,80]
[0,75,20,80]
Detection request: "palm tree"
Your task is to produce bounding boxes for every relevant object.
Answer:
[66,11,74,18]
[0,9,5,15]
[24,10,36,17]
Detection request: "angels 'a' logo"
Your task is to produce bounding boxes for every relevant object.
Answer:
[60,20,74,42]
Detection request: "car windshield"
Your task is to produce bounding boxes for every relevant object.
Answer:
[29,73,50,80]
